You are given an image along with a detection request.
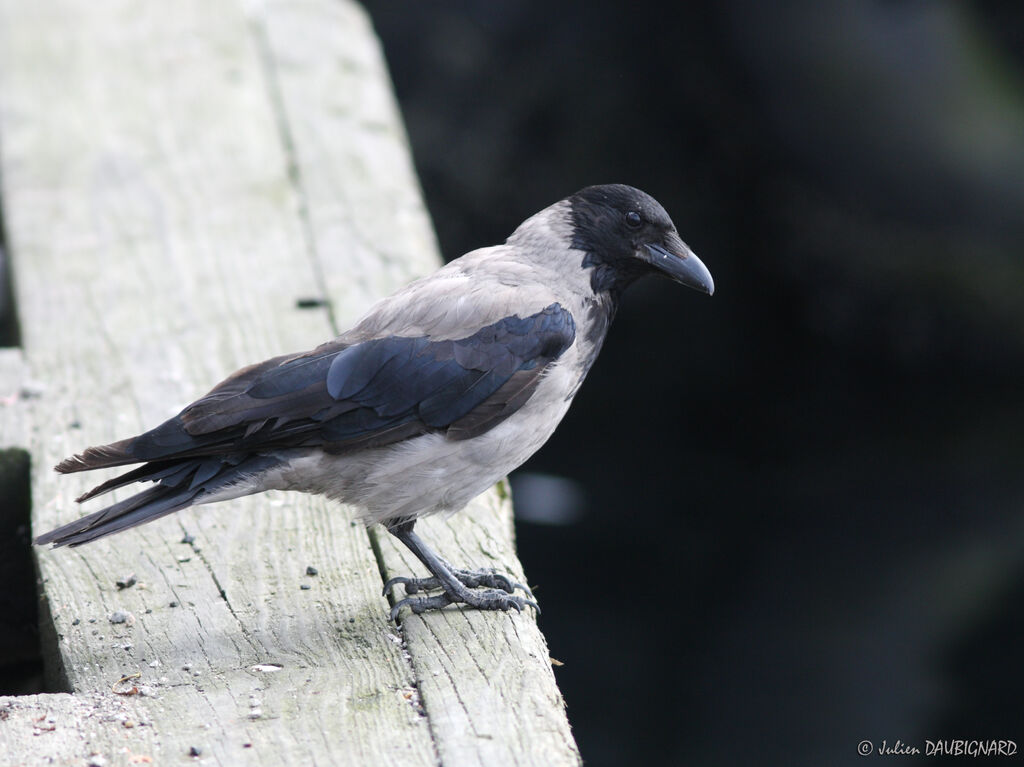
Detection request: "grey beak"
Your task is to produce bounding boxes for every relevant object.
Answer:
[644,232,715,296]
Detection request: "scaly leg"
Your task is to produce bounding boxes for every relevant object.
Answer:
[383,519,538,621]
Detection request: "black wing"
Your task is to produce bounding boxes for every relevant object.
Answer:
[56,303,577,495]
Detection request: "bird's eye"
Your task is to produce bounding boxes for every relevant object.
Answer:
[625,211,642,229]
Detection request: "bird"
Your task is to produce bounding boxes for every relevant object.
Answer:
[35,184,714,620]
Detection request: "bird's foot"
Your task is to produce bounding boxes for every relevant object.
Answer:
[384,566,534,599]
[384,566,538,621]
[388,588,537,622]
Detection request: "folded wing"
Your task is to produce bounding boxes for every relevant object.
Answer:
[55,303,577,501]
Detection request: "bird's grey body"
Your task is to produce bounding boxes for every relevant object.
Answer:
[255,202,605,524]
[36,185,713,619]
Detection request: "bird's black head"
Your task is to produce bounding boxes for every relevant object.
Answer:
[569,184,714,298]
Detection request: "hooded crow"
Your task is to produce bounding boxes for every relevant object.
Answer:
[35,184,714,619]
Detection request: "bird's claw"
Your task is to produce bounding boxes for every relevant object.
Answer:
[389,592,453,622]
[390,588,536,622]
[383,567,535,600]
[382,575,419,596]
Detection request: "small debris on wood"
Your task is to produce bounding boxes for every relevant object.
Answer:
[295,296,328,309]
[550,657,565,667]
[168,601,179,608]
[399,686,425,717]
[188,745,202,757]
[32,713,57,735]
[250,663,283,673]
[87,755,106,767]
[112,672,141,695]
[109,610,134,626]
[305,565,318,576]
[181,533,195,544]
[115,573,137,590]
[72,618,80,626]
[300,583,311,590]
[18,381,45,399]
[176,556,191,563]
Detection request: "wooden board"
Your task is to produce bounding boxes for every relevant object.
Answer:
[0,1,579,764]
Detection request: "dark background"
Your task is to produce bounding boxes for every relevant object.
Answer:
[361,2,1024,765]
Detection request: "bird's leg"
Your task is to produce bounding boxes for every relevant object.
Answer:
[382,519,538,621]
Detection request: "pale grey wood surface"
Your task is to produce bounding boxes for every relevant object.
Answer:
[0,1,579,765]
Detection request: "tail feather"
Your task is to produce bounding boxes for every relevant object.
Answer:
[55,439,137,474]
[73,459,182,503]
[36,454,282,548]
[34,484,199,547]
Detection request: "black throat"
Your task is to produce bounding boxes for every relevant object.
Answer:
[579,251,649,299]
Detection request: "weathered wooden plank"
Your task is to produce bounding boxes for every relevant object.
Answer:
[0,1,434,764]
[0,348,30,440]
[0,693,158,764]
[377,492,583,767]
[254,0,441,323]
[0,0,579,764]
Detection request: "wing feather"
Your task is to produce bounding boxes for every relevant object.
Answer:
[56,303,577,493]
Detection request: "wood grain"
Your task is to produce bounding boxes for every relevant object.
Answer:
[0,0,579,765]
